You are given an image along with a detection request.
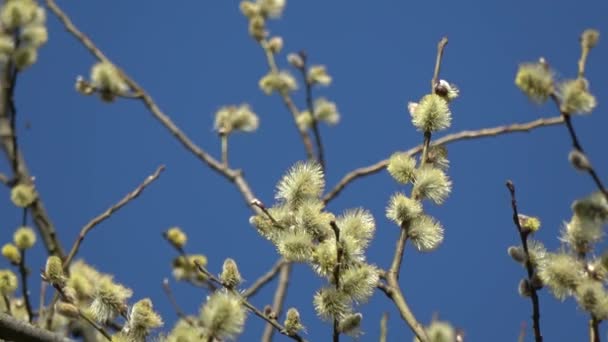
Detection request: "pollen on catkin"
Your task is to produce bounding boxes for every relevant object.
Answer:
[165,227,187,248]
[537,252,582,300]
[339,264,379,303]
[307,65,332,86]
[13,226,36,249]
[313,287,351,321]
[413,167,452,205]
[90,276,133,322]
[558,79,597,114]
[313,98,340,125]
[214,104,259,134]
[515,62,554,103]
[337,208,376,250]
[276,161,324,208]
[338,313,363,337]
[407,215,444,252]
[410,94,452,132]
[387,152,417,184]
[44,255,65,286]
[10,183,37,207]
[1,244,20,264]
[200,291,246,341]
[0,269,17,294]
[90,62,128,100]
[277,229,314,262]
[386,193,422,225]
[259,70,297,95]
[220,258,242,288]
[284,308,305,335]
[126,298,164,340]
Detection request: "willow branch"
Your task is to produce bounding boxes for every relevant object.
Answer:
[261,262,292,342]
[297,51,325,169]
[242,258,287,298]
[17,248,34,322]
[323,116,564,204]
[260,42,314,160]
[0,58,65,258]
[194,262,305,342]
[0,312,73,342]
[63,165,165,269]
[379,312,388,342]
[45,0,261,214]
[506,181,543,342]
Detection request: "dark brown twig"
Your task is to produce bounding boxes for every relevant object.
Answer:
[0,311,74,342]
[322,116,564,204]
[17,248,34,322]
[297,51,325,170]
[330,221,343,342]
[63,165,165,269]
[261,262,292,342]
[506,181,542,342]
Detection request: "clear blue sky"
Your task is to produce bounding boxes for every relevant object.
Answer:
[1,1,608,341]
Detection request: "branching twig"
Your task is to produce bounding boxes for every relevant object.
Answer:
[63,165,165,269]
[322,116,564,204]
[506,181,543,342]
[330,221,343,342]
[194,262,306,342]
[242,258,287,298]
[261,262,292,342]
[162,278,196,326]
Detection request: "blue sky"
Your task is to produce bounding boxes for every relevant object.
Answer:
[1,0,608,341]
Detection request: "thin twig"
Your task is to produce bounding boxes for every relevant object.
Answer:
[379,312,388,342]
[63,165,165,269]
[220,132,229,167]
[17,248,34,322]
[162,278,196,326]
[330,221,343,342]
[430,37,448,91]
[322,116,564,204]
[261,262,292,342]
[298,51,325,170]
[0,51,65,258]
[194,262,306,342]
[506,181,543,342]
[0,172,8,186]
[242,258,287,298]
[260,41,315,160]
[589,317,600,342]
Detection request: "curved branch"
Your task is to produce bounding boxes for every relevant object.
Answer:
[323,116,564,204]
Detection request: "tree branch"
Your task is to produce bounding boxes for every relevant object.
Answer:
[0,312,73,342]
[323,116,564,204]
[242,258,287,298]
[261,262,292,342]
[63,165,165,269]
[506,181,543,342]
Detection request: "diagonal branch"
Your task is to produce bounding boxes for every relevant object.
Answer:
[242,258,287,298]
[0,312,74,342]
[63,165,166,269]
[323,116,564,204]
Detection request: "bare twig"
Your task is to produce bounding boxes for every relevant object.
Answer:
[0,57,65,258]
[220,132,229,167]
[162,278,196,326]
[297,51,325,170]
[194,262,305,342]
[506,181,543,342]
[261,262,292,342]
[260,42,315,160]
[0,172,8,185]
[380,312,388,342]
[63,165,165,269]
[0,311,74,342]
[590,317,600,342]
[323,116,564,204]
[242,258,287,298]
[17,248,34,322]
[330,221,343,342]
